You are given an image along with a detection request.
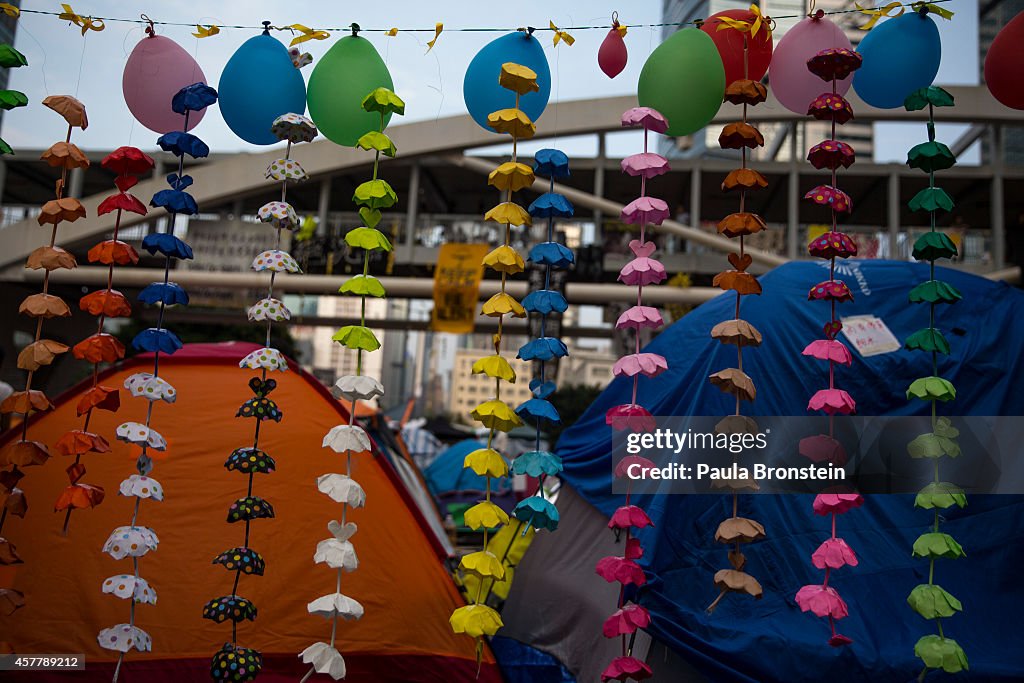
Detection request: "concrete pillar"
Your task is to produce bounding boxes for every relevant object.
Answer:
[405,162,420,248]
[888,170,900,259]
[688,164,701,251]
[0,158,6,210]
[594,132,606,242]
[68,166,85,199]
[317,176,332,236]
[990,125,1005,269]
[787,166,799,260]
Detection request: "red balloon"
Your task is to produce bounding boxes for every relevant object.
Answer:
[701,9,773,85]
[599,24,628,78]
[984,10,1024,110]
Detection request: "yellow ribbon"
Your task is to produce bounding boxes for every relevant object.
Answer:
[386,27,399,36]
[192,24,220,38]
[856,1,904,29]
[715,4,772,41]
[550,20,575,46]
[426,22,443,51]
[59,4,104,35]
[0,3,19,17]
[911,1,955,20]
[288,23,329,46]
[616,24,627,38]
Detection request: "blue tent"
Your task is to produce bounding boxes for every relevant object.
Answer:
[553,261,1024,682]
[425,439,508,495]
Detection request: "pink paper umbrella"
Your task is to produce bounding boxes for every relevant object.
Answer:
[799,434,848,466]
[624,537,644,560]
[621,196,670,226]
[813,492,864,515]
[795,584,849,619]
[596,556,647,585]
[808,280,853,303]
[812,537,859,570]
[621,152,671,179]
[616,305,664,330]
[602,656,653,682]
[607,404,657,433]
[807,388,857,415]
[621,107,669,133]
[802,339,853,365]
[808,230,858,259]
[619,240,667,286]
[613,353,669,379]
[614,454,656,478]
[609,505,654,530]
[602,604,652,638]
[804,184,852,213]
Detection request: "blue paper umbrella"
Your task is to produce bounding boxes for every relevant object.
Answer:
[528,241,575,269]
[511,450,564,477]
[138,282,189,306]
[513,495,560,532]
[518,336,569,362]
[522,289,568,315]
[516,398,561,426]
[151,189,198,216]
[132,327,184,355]
[533,148,571,178]
[528,192,575,219]
[172,82,218,115]
[157,131,210,159]
[142,233,194,260]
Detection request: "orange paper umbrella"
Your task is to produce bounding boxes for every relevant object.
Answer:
[722,168,768,193]
[2,490,27,518]
[40,141,90,169]
[709,368,757,402]
[37,197,86,225]
[72,333,125,363]
[724,79,768,106]
[16,339,69,371]
[713,568,763,599]
[54,430,111,457]
[0,538,23,565]
[710,319,763,346]
[25,245,77,270]
[717,212,767,238]
[79,289,131,318]
[66,461,86,484]
[0,440,49,467]
[42,95,88,129]
[76,385,120,415]
[0,588,24,616]
[54,483,105,511]
[713,270,763,295]
[18,292,71,318]
[88,240,140,266]
[0,390,53,415]
[718,122,765,150]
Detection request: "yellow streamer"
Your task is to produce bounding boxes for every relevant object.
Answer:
[426,22,443,51]
[550,20,575,46]
[58,3,104,35]
[714,4,772,41]
[386,27,399,36]
[0,3,19,17]
[288,23,329,46]
[616,24,627,38]
[855,1,905,29]
[192,24,220,38]
[911,1,955,20]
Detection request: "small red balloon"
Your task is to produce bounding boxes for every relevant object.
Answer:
[701,9,773,85]
[984,10,1024,110]
[599,22,628,79]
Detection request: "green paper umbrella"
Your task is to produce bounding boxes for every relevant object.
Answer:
[332,325,381,352]
[915,482,967,509]
[907,376,957,402]
[0,90,27,111]
[339,274,386,298]
[909,186,954,213]
[912,532,965,559]
[905,327,950,354]
[0,136,12,156]
[362,87,406,116]
[0,44,27,68]
[914,636,968,674]
[352,179,398,210]
[908,584,963,619]
[907,141,956,173]
[912,231,957,261]
[909,280,963,305]
[345,227,392,252]
[357,130,396,157]
[904,86,955,111]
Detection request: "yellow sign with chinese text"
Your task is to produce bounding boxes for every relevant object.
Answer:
[430,243,489,333]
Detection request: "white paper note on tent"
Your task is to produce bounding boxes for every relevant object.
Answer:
[840,315,901,357]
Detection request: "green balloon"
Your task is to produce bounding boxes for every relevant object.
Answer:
[307,36,394,146]
[638,28,725,137]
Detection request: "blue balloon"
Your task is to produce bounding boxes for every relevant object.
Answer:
[463,32,551,132]
[218,33,306,145]
[853,13,941,110]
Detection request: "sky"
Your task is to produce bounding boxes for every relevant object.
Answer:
[0,0,982,159]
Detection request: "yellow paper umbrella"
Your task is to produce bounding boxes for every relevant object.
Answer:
[481,292,525,318]
[464,500,510,530]
[487,108,536,139]
[450,604,503,638]
[471,355,516,382]
[484,201,532,227]
[488,162,535,192]
[498,62,539,95]
[459,550,506,580]
[470,399,523,432]
[464,448,509,478]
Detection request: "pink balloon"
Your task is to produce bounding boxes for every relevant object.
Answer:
[769,16,853,115]
[122,35,207,134]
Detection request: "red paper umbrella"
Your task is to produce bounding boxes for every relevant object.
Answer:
[605,404,656,433]
[602,604,651,637]
[54,483,105,511]
[79,289,132,318]
[807,48,862,83]
[595,556,647,585]
[608,505,654,530]
[601,656,653,682]
[54,430,111,457]
[101,146,155,176]
[808,93,854,125]
[77,385,120,415]
[807,140,855,171]
[97,191,147,217]
[0,440,50,468]
[88,240,140,266]
[72,333,125,363]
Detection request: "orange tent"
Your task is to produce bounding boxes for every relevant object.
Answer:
[0,343,498,681]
